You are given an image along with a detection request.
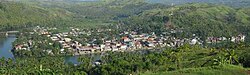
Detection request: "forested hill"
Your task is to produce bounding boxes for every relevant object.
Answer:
[1,0,250,38]
[123,3,250,38]
[0,2,73,31]
[146,0,250,7]
[0,0,167,31]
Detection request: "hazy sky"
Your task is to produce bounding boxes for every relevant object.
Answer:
[0,0,99,1]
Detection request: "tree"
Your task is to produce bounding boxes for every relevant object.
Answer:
[224,49,239,64]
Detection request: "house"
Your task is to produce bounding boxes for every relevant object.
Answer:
[59,41,65,44]
[135,41,142,49]
[47,35,51,37]
[62,43,70,48]
[207,37,218,43]
[104,46,112,51]
[78,47,93,54]
[222,37,227,41]
[116,43,121,47]
[51,37,59,41]
[134,37,143,41]
[64,38,72,42]
[60,49,65,53]
[28,40,33,47]
[105,42,111,46]
[93,46,101,52]
[147,38,154,41]
[190,38,198,45]
[41,31,50,35]
[146,42,155,47]
[15,44,23,50]
[100,44,105,51]
[120,45,127,50]
[73,41,80,45]
[112,47,119,51]
[105,40,112,43]
[122,36,130,42]
[239,34,246,42]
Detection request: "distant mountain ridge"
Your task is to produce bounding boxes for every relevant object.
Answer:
[146,0,250,7]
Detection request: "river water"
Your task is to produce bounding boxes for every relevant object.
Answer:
[0,34,16,59]
[0,34,149,64]
[0,34,77,62]
[0,34,100,64]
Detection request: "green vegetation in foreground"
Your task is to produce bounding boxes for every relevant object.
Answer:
[142,64,248,75]
[5,41,250,75]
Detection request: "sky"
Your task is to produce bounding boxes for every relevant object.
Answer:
[0,0,99,1]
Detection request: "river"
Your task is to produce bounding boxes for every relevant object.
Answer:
[0,34,150,64]
[0,34,100,64]
[0,34,16,59]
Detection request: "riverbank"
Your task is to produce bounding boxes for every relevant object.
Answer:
[0,34,6,38]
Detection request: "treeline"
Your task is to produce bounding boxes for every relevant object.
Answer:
[0,0,169,31]
[121,3,250,39]
[1,43,250,75]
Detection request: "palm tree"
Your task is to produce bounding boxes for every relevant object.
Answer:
[214,49,239,65]
[78,56,92,72]
[169,50,182,69]
[223,49,239,64]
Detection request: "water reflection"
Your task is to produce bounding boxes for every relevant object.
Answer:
[0,34,16,59]
[64,53,102,65]
[65,56,80,65]
[0,34,156,64]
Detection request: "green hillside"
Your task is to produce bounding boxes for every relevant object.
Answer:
[122,3,250,38]
[0,0,168,31]
[1,1,250,38]
[0,1,117,31]
[0,2,73,31]
[146,0,250,8]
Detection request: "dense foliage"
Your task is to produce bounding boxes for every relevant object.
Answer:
[122,3,250,40]
[0,0,167,31]
[1,0,250,75]
[1,44,250,75]
[1,1,250,38]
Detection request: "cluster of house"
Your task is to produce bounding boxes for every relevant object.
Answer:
[14,40,33,51]
[48,30,205,54]
[13,26,57,54]
[206,34,246,43]
[13,26,247,55]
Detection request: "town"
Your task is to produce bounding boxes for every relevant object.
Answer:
[13,26,246,55]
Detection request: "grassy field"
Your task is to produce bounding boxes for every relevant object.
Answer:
[141,64,248,75]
